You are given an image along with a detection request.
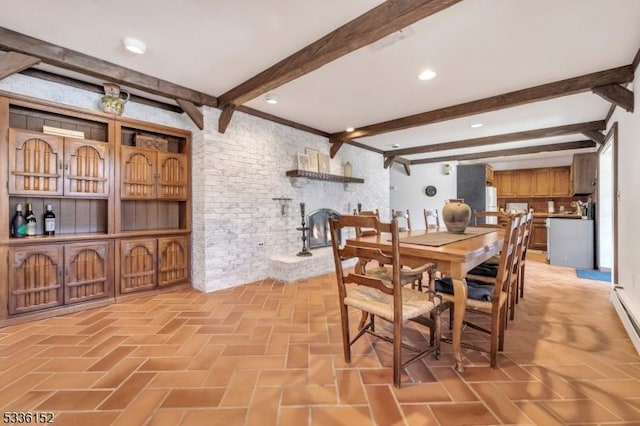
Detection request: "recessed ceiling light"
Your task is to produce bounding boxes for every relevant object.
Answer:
[418,69,437,81]
[123,37,146,55]
[346,127,355,132]
[470,123,484,128]
[265,94,278,104]
[391,143,400,148]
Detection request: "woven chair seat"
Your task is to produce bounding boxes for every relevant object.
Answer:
[365,265,434,286]
[345,285,439,322]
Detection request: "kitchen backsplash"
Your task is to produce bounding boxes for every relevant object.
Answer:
[497,196,590,214]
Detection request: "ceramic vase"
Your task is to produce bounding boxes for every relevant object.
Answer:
[100,83,130,115]
[442,199,471,234]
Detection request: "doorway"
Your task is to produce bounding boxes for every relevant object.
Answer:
[597,123,618,285]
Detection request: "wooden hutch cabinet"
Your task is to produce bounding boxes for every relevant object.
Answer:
[0,94,192,327]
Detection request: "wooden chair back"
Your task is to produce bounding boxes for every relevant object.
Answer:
[330,214,399,297]
[354,209,380,237]
[423,209,439,232]
[473,209,508,228]
[517,211,534,299]
[492,214,522,301]
[391,209,411,231]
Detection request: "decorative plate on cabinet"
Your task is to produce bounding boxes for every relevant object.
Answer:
[425,185,437,197]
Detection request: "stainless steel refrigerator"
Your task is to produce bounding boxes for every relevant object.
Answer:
[485,186,498,224]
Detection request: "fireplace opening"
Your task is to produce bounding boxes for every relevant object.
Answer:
[308,209,341,249]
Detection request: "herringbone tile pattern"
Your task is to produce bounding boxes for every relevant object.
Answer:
[1,257,639,425]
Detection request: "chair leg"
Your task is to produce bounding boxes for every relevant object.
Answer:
[393,313,403,388]
[490,307,501,368]
[340,304,352,363]
[519,264,526,298]
[498,303,507,352]
[509,278,517,321]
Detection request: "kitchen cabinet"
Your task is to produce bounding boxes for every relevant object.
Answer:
[118,236,189,294]
[516,170,534,196]
[529,217,548,251]
[572,153,597,195]
[495,171,516,196]
[551,167,571,196]
[8,241,113,315]
[9,129,110,198]
[496,167,571,198]
[120,146,188,200]
[485,165,495,185]
[531,169,550,196]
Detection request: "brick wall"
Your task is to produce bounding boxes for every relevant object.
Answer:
[191,107,389,291]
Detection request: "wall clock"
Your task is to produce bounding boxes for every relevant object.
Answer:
[425,185,437,197]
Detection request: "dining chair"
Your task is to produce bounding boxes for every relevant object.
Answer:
[473,209,508,228]
[434,213,521,368]
[391,209,411,231]
[516,211,534,300]
[466,212,529,322]
[423,209,440,232]
[329,214,444,387]
[354,209,380,237]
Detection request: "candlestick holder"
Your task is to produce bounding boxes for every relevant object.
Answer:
[296,202,312,257]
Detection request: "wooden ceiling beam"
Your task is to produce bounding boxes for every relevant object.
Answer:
[332,66,633,141]
[218,105,235,133]
[176,99,204,130]
[633,44,640,72]
[330,141,345,158]
[410,140,596,165]
[0,51,40,80]
[582,130,605,144]
[402,163,411,176]
[0,27,218,107]
[384,156,396,169]
[217,0,462,109]
[385,121,605,157]
[592,84,634,113]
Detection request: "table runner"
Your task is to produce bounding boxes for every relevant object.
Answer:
[399,227,498,247]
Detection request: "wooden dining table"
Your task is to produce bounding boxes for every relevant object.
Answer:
[346,227,504,373]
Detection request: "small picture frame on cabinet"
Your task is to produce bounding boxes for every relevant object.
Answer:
[305,148,319,172]
[318,153,330,173]
[297,153,310,171]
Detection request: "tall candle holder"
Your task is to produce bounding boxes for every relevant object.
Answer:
[296,202,312,257]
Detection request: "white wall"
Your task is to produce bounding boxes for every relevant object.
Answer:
[608,65,640,290]
[390,161,457,230]
[0,74,390,292]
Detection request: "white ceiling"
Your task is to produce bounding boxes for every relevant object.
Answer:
[2,0,639,167]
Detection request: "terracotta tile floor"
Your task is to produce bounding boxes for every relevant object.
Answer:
[1,257,639,425]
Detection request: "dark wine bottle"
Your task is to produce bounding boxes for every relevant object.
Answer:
[25,202,37,236]
[44,204,56,236]
[10,204,27,238]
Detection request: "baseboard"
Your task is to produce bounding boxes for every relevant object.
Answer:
[611,287,640,356]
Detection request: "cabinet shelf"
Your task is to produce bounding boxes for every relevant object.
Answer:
[286,169,364,183]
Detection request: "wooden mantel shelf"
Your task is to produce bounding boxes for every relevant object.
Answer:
[286,169,364,183]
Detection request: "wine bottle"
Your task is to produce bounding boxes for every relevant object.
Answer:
[10,204,27,238]
[44,204,56,236]
[25,202,37,236]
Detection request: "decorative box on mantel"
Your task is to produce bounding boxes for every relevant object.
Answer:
[285,169,364,183]
[134,133,169,151]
